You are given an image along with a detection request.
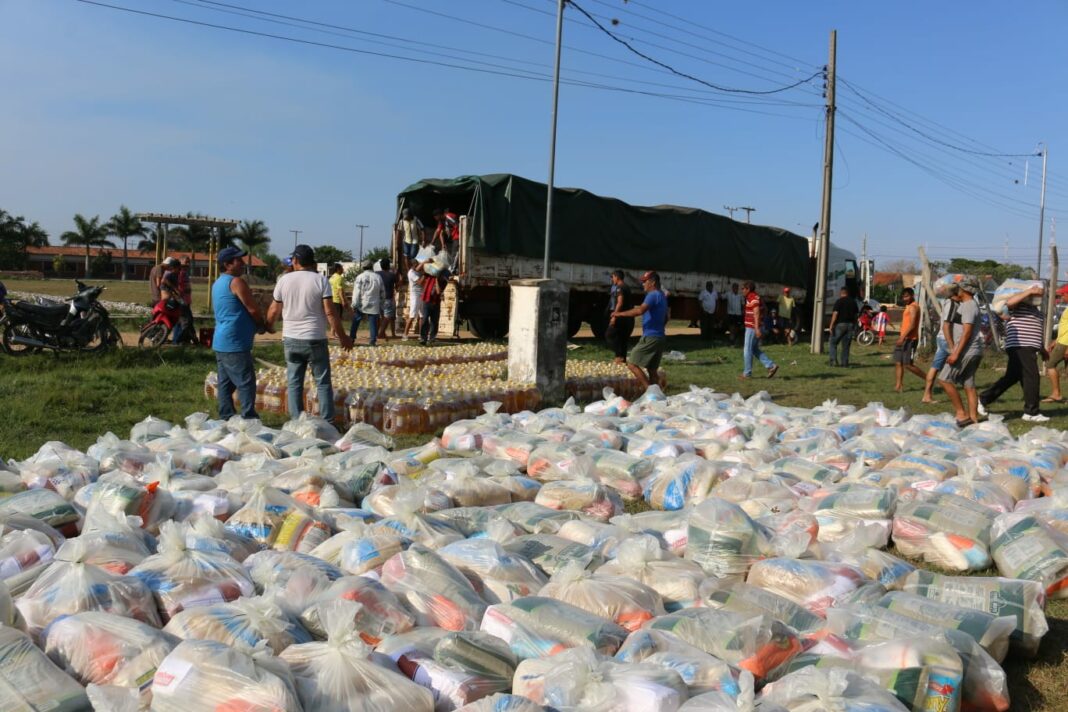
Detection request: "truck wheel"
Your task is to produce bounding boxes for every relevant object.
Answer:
[589,314,609,340]
[469,317,506,340]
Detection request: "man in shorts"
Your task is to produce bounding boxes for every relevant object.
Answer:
[1043,284,1068,402]
[938,278,983,427]
[612,270,667,390]
[922,297,956,403]
[397,208,424,265]
[893,287,926,392]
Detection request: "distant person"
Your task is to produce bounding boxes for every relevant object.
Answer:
[605,270,634,363]
[148,259,165,305]
[328,263,346,320]
[158,257,179,302]
[281,256,294,274]
[726,282,744,345]
[873,305,891,345]
[611,270,667,390]
[211,246,270,420]
[763,308,785,344]
[397,208,425,265]
[173,256,194,345]
[978,283,1047,422]
[420,272,446,345]
[377,258,398,340]
[442,208,460,259]
[740,281,778,380]
[778,286,798,342]
[828,287,858,367]
[698,281,719,340]
[893,287,926,393]
[266,244,353,422]
[922,297,956,404]
[350,261,385,345]
[1043,284,1068,403]
[404,260,425,340]
[938,278,983,427]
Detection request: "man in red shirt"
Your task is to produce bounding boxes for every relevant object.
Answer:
[741,281,778,379]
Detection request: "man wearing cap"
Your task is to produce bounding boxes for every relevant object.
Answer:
[397,208,424,265]
[740,281,778,379]
[1043,284,1068,402]
[350,261,385,346]
[212,247,270,420]
[778,286,798,343]
[266,245,353,422]
[937,278,984,427]
[612,270,667,390]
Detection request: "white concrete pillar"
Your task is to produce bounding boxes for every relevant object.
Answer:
[507,279,569,404]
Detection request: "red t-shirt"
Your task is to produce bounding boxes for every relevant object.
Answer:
[744,290,761,329]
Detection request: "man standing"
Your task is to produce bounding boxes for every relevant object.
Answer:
[404,260,425,340]
[827,287,859,367]
[148,260,164,306]
[612,270,667,390]
[1043,284,1068,403]
[938,279,983,427]
[350,261,385,345]
[212,247,270,420]
[173,256,194,346]
[698,281,719,341]
[726,283,744,345]
[328,263,346,321]
[377,258,399,340]
[266,244,353,422]
[979,284,1048,422]
[740,281,778,380]
[778,286,798,343]
[922,298,956,404]
[893,287,927,392]
[397,208,424,266]
[605,270,634,363]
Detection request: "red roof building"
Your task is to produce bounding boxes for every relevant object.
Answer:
[25,246,265,280]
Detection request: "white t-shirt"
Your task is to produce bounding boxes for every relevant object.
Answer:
[273,270,332,340]
[408,268,424,303]
[727,291,744,316]
[699,289,719,314]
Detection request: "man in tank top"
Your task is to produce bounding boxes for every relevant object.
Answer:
[211,247,270,419]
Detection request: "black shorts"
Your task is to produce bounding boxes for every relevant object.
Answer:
[892,339,917,365]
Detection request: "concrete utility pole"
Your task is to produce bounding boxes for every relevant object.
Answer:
[543,0,565,279]
[810,30,837,355]
[356,224,369,263]
[289,229,302,251]
[1037,144,1048,276]
[723,205,739,220]
[739,206,756,223]
[861,233,870,302]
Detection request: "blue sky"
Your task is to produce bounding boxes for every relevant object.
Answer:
[2,0,1066,271]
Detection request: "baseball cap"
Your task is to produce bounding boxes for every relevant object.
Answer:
[163,256,179,267]
[291,244,315,264]
[282,256,293,268]
[217,246,247,265]
[783,286,791,293]
[640,270,658,283]
[957,276,980,294]
[1057,284,1068,296]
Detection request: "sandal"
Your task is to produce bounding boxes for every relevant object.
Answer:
[954,418,974,428]
[1042,397,1065,403]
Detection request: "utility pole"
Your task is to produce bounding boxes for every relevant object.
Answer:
[723,205,738,221]
[356,224,369,263]
[1037,144,1048,276]
[543,0,565,279]
[861,233,870,302]
[289,229,302,251]
[811,29,836,355]
[739,206,756,224]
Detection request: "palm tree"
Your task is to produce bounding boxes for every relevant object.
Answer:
[107,205,145,280]
[236,219,271,275]
[61,214,113,277]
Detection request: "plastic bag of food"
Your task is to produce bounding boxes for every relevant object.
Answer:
[0,464,25,498]
[17,537,161,640]
[990,511,1068,599]
[150,638,301,712]
[615,628,754,700]
[0,625,90,712]
[538,559,665,632]
[646,607,802,681]
[0,579,19,629]
[497,501,584,535]
[77,470,176,534]
[957,454,1041,501]
[825,602,1010,712]
[800,483,896,544]
[769,457,844,487]
[141,453,218,493]
[456,694,551,712]
[757,667,910,712]
[310,519,409,576]
[43,611,178,699]
[526,443,592,481]
[612,511,689,555]
[0,487,80,536]
[365,481,451,517]
[164,595,312,654]
[590,449,654,486]
[504,534,603,577]
[686,498,807,577]
[300,575,415,644]
[374,489,465,549]
[902,570,1048,657]
[877,590,1016,663]
[87,432,156,475]
[70,511,154,575]
[381,545,488,631]
[0,521,58,595]
[818,536,916,591]
[698,578,824,636]
[892,491,996,572]
[534,466,623,523]
[644,456,728,511]
[709,472,801,519]
[16,449,98,501]
[181,514,260,562]
[245,549,344,616]
[934,479,1017,514]
[439,537,548,604]
[480,595,627,659]
[335,422,395,453]
[435,473,515,509]
[536,647,689,712]
[225,476,320,549]
[130,521,255,622]
[481,432,546,470]
[280,599,434,711]
[596,536,704,611]
[745,558,866,618]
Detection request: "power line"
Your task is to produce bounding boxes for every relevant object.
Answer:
[566,0,824,95]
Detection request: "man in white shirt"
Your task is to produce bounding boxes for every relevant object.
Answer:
[403,263,425,340]
[698,280,719,341]
[396,208,424,266]
[726,282,744,345]
[266,244,353,422]
[349,261,386,346]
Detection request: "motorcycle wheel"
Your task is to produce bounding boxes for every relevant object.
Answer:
[857,329,876,346]
[83,322,123,352]
[138,323,169,349]
[1,323,40,356]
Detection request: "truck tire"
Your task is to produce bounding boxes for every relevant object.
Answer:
[589,313,609,340]
[468,317,506,340]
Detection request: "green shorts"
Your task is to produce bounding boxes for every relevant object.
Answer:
[629,335,666,371]
[1045,343,1068,370]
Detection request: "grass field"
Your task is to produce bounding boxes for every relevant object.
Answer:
[1,325,1067,708]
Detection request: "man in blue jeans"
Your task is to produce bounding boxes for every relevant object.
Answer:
[740,280,778,379]
[211,246,270,419]
[828,287,859,367]
[266,244,353,422]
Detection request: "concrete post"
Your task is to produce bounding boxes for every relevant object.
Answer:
[508,279,569,404]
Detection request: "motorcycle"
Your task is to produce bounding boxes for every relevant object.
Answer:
[0,280,123,355]
[138,297,199,348]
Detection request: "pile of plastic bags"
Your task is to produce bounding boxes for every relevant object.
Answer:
[2,389,1066,710]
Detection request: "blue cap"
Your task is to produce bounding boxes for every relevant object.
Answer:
[282,256,293,267]
[217,246,247,265]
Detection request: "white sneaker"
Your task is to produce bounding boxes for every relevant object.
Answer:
[977,401,988,416]
[1022,413,1050,423]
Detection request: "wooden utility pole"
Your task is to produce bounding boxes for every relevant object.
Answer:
[1046,245,1059,341]
[918,246,937,348]
[810,30,837,354]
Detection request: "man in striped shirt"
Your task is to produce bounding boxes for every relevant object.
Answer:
[978,283,1048,422]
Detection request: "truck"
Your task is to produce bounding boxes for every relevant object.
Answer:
[393,174,861,338]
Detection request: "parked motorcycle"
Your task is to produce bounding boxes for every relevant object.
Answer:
[0,281,123,355]
[138,297,199,348]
